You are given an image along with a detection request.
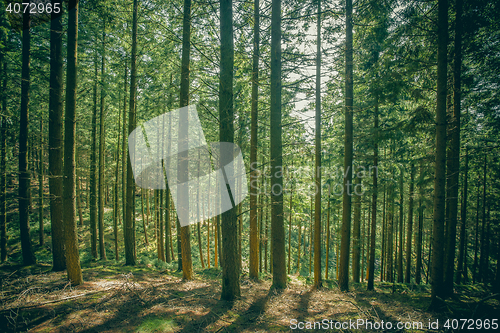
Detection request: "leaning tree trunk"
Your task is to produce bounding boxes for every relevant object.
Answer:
[48,1,65,270]
[63,0,83,284]
[338,0,354,292]
[430,0,449,308]
[19,10,36,265]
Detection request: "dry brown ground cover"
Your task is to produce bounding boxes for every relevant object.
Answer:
[1,263,498,332]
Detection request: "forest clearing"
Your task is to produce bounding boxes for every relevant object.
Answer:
[1,0,500,331]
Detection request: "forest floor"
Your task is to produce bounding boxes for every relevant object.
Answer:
[1,262,499,332]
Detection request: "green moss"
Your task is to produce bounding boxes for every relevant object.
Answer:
[136,317,177,333]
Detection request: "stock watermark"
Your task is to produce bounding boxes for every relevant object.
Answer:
[128,105,248,227]
[249,164,378,197]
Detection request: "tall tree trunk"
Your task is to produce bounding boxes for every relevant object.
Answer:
[352,176,361,283]
[325,185,331,279]
[339,0,353,291]
[113,104,121,261]
[397,168,404,283]
[121,62,127,227]
[125,0,139,266]
[456,147,468,284]
[38,119,44,246]
[443,0,463,295]
[19,10,36,265]
[367,99,378,290]
[478,155,487,282]
[249,0,260,280]
[90,49,98,260]
[177,0,193,280]
[98,26,107,261]
[430,0,449,307]
[416,161,424,284]
[381,185,386,281]
[287,174,293,275]
[63,0,83,284]
[270,0,286,290]
[48,2,65,270]
[405,163,415,283]
[0,36,8,263]
[313,0,322,289]
[219,0,240,300]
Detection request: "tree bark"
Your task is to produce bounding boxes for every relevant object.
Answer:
[405,163,414,283]
[352,176,361,283]
[397,167,404,283]
[443,0,463,295]
[367,100,378,290]
[19,10,36,266]
[98,26,107,261]
[219,0,240,300]
[48,2,65,270]
[38,119,44,246]
[339,0,353,291]
[313,0,322,289]
[90,49,98,260]
[249,0,260,280]
[0,40,7,263]
[270,0,286,290]
[416,161,424,284]
[430,0,448,307]
[125,0,139,266]
[456,147,468,284]
[63,0,83,284]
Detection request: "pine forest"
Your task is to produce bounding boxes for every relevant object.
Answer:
[0,0,499,331]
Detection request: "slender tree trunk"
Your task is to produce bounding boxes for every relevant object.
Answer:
[416,161,424,284]
[287,174,293,275]
[121,62,127,228]
[472,183,480,283]
[430,0,449,307]
[19,10,36,266]
[63,0,83,284]
[176,0,193,280]
[367,100,379,290]
[325,186,331,279]
[352,176,361,283]
[38,119,44,246]
[309,197,313,275]
[125,0,139,266]
[443,0,463,295]
[405,163,414,283]
[457,147,468,284]
[219,0,240,299]
[313,0,322,289]
[249,0,260,280]
[339,0,353,291]
[381,185,386,281]
[478,155,487,282]
[270,0,286,290]
[397,168,404,283]
[0,41,8,263]
[98,26,107,261]
[113,105,121,261]
[48,3,65,270]
[90,49,98,260]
